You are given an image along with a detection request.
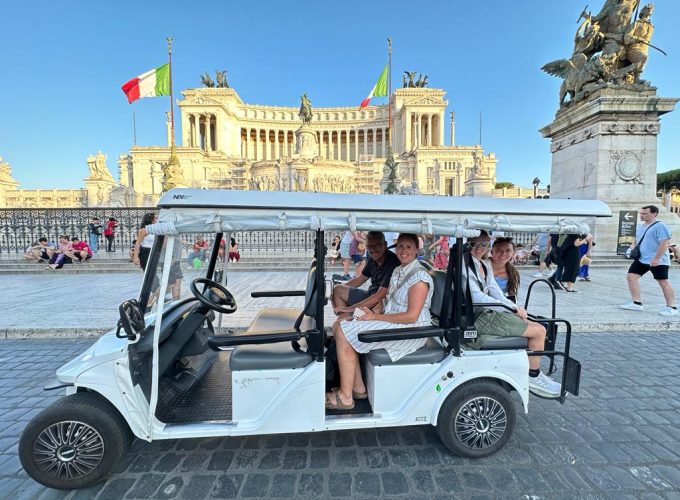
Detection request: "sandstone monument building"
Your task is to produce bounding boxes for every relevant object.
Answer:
[0,84,510,208]
[116,85,498,203]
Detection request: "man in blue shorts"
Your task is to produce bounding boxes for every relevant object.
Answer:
[620,205,677,316]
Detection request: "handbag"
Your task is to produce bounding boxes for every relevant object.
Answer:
[629,221,658,261]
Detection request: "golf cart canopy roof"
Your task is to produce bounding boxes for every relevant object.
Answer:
[145,189,612,236]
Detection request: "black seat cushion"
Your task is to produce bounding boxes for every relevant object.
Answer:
[368,338,447,366]
[230,341,313,371]
[479,337,529,350]
[246,308,314,334]
[427,269,447,319]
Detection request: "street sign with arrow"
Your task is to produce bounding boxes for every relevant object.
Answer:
[617,210,638,255]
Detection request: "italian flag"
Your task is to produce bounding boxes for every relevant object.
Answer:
[121,63,170,104]
[360,64,388,108]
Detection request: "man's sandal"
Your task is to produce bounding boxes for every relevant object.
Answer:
[329,387,368,400]
[325,391,355,410]
[352,391,368,400]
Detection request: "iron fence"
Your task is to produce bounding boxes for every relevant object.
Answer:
[0,208,540,255]
[0,208,152,254]
[0,208,344,255]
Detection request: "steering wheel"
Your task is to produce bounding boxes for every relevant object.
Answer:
[117,300,145,339]
[190,278,237,314]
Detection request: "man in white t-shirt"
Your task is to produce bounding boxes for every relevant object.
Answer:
[620,205,677,316]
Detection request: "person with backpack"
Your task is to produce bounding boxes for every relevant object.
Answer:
[620,205,677,316]
[88,217,102,253]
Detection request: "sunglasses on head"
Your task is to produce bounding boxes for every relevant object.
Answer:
[469,241,491,248]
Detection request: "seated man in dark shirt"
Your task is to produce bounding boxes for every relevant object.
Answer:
[332,231,401,319]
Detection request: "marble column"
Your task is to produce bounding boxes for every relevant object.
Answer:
[192,114,199,147]
[333,131,338,160]
[405,113,412,151]
[344,130,349,161]
[214,115,219,152]
[205,114,212,152]
[265,130,271,160]
[274,130,279,159]
[356,130,360,160]
[181,113,189,147]
[254,129,258,160]
[427,114,432,146]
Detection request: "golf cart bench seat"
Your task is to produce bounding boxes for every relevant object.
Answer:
[230,340,313,371]
[479,337,529,350]
[368,338,447,366]
[245,308,314,334]
[230,308,315,371]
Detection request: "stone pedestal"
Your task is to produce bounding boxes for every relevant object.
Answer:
[540,88,679,252]
[295,125,318,159]
[84,178,117,207]
[464,175,494,197]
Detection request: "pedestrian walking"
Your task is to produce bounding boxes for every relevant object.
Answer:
[103,217,118,252]
[532,232,553,278]
[620,205,677,316]
[557,233,588,293]
[132,213,157,271]
[546,233,566,290]
[578,234,594,281]
[88,217,102,253]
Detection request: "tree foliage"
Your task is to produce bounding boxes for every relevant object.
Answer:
[495,181,515,189]
[657,169,680,190]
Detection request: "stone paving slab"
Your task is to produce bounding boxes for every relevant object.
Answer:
[0,333,679,498]
[1,267,678,337]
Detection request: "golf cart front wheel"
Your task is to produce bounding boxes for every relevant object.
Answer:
[436,379,516,458]
[19,393,132,490]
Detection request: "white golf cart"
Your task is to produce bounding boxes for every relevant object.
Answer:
[19,190,611,489]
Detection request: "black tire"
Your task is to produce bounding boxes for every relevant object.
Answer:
[436,379,516,458]
[19,392,132,490]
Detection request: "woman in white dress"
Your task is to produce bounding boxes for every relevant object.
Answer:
[326,233,434,410]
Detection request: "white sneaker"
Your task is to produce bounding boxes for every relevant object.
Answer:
[529,371,561,398]
[659,306,679,317]
[531,272,543,278]
[619,301,644,311]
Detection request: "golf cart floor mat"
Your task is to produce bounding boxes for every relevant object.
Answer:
[326,397,373,416]
[156,351,232,423]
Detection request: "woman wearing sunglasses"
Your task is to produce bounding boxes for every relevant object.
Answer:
[462,231,561,398]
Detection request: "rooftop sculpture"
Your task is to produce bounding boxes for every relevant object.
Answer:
[542,2,663,106]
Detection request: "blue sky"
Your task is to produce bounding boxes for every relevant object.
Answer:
[1,0,679,190]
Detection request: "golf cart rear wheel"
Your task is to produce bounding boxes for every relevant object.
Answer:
[437,379,515,458]
[19,392,132,490]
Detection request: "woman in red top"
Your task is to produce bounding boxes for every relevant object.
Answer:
[103,217,118,252]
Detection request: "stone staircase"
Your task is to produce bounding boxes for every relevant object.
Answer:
[0,254,635,274]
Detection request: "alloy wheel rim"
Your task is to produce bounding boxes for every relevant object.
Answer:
[454,396,507,449]
[33,421,105,478]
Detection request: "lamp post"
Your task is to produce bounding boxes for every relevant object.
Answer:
[532,177,540,198]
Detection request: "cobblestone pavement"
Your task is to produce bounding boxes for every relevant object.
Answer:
[1,333,680,499]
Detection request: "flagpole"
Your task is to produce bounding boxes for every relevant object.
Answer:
[162,36,182,192]
[387,37,392,147]
[167,37,176,153]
